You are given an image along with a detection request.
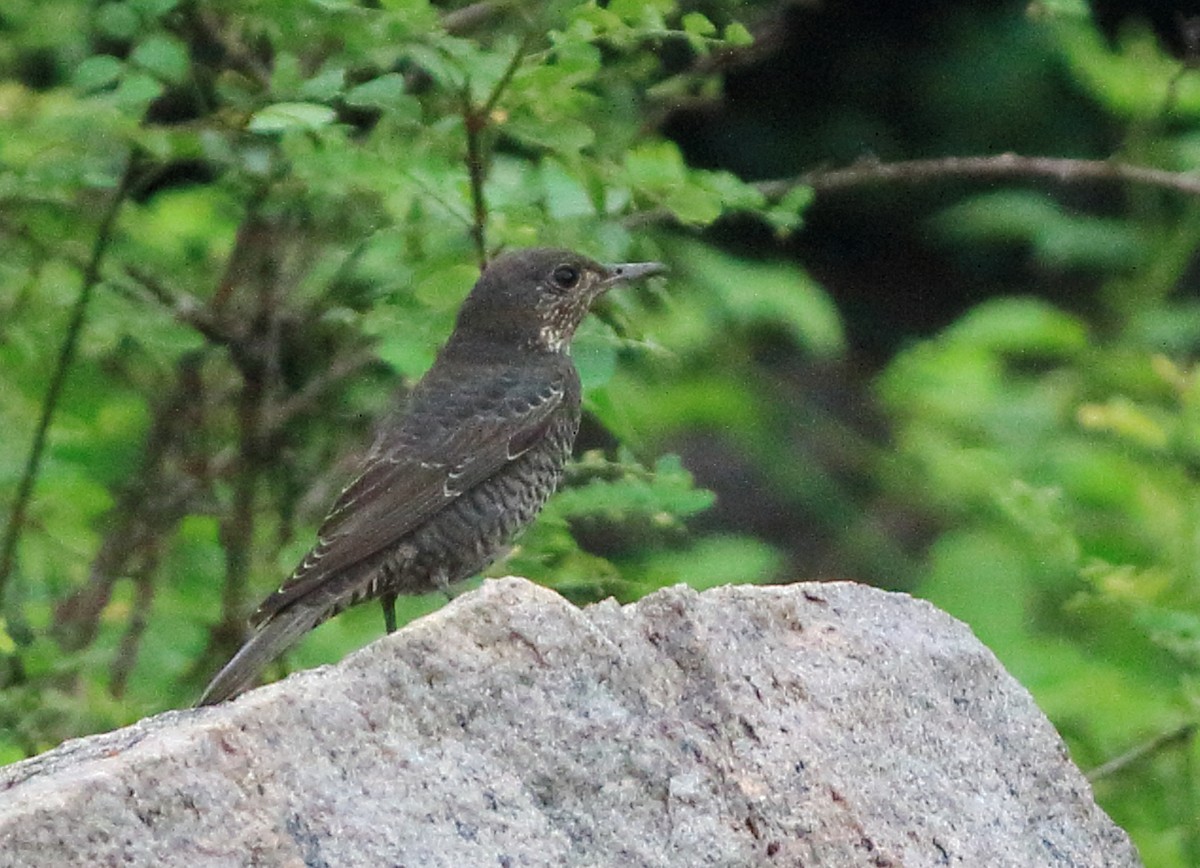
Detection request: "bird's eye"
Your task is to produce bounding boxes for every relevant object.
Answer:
[551,264,580,290]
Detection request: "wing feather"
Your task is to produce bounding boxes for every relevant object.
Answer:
[251,364,570,624]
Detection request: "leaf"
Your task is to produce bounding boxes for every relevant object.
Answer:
[73,55,124,93]
[130,34,189,84]
[673,240,845,356]
[248,102,338,133]
[682,13,716,38]
[937,190,1147,271]
[723,22,754,47]
[95,2,142,40]
[503,115,595,153]
[1057,16,1200,120]
[1077,398,1169,450]
[299,66,347,101]
[115,71,164,115]
[345,74,421,120]
[943,297,1089,356]
[552,450,715,524]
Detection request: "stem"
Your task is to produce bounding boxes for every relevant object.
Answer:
[1087,722,1196,780]
[769,153,1200,199]
[463,88,489,268]
[0,156,137,614]
[464,31,537,267]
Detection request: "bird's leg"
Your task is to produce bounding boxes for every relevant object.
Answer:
[381,592,398,634]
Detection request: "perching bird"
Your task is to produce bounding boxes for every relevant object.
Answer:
[198,247,666,704]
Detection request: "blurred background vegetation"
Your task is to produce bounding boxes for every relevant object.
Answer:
[2,0,1200,862]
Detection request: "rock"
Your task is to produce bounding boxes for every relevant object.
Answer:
[0,578,1140,867]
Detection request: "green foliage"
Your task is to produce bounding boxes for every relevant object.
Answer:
[6,2,1200,863]
[875,9,1200,858]
[873,6,1200,849]
[0,0,805,759]
[882,300,1200,864]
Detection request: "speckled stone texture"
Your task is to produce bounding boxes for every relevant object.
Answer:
[0,578,1141,867]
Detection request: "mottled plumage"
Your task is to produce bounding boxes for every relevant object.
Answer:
[198,248,665,704]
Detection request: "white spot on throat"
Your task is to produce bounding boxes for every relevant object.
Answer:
[538,324,565,352]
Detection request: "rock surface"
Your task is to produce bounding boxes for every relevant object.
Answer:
[0,578,1139,867]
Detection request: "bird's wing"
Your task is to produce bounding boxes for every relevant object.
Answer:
[250,367,571,625]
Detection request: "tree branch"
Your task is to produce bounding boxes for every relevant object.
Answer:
[624,153,1200,229]
[1087,722,1197,780]
[769,153,1200,199]
[463,89,490,269]
[0,156,138,614]
[463,31,536,266]
[262,346,380,434]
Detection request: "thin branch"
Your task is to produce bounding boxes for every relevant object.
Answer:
[463,32,537,266]
[463,88,489,268]
[442,2,506,36]
[179,7,272,89]
[217,212,278,638]
[262,346,379,433]
[0,156,138,611]
[1087,722,1197,780]
[109,559,157,698]
[398,168,476,229]
[480,31,535,117]
[623,153,1200,229]
[52,353,207,651]
[770,153,1200,199]
[120,264,241,347]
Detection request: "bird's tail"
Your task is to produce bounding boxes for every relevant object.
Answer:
[196,603,328,706]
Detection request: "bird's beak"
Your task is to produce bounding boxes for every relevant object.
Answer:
[600,261,668,288]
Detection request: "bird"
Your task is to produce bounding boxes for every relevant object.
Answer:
[197,247,666,704]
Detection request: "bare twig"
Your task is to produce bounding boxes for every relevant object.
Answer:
[442,2,507,36]
[463,32,537,266]
[1087,722,1197,780]
[109,560,157,698]
[463,88,490,268]
[263,346,379,433]
[216,210,281,645]
[623,152,1200,229]
[178,6,272,89]
[0,156,138,611]
[120,264,241,347]
[768,153,1200,199]
[481,31,535,117]
[52,353,208,652]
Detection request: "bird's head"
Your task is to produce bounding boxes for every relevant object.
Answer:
[450,248,666,353]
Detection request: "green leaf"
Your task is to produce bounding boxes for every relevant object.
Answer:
[299,66,347,101]
[943,297,1088,356]
[624,140,687,188]
[132,0,183,14]
[673,240,845,356]
[1057,17,1200,119]
[73,55,124,93]
[345,74,420,119]
[553,451,716,523]
[538,159,595,220]
[682,13,716,38]
[723,22,754,47]
[248,102,338,133]
[130,34,189,84]
[95,2,142,40]
[1077,397,1170,451]
[504,115,595,153]
[764,185,814,236]
[115,71,164,115]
